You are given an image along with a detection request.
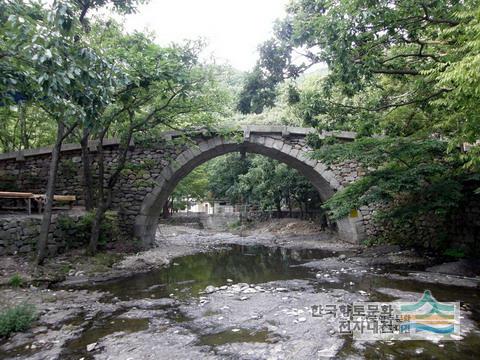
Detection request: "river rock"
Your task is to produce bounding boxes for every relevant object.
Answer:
[204,285,217,294]
[426,260,480,277]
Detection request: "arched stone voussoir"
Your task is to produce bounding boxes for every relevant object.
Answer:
[140,186,164,215]
[264,137,275,148]
[134,214,158,247]
[280,143,293,156]
[249,134,266,146]
[272,139,284,151]
[177,148,197,165]
[188,144,203,158]
[158,166,174,183]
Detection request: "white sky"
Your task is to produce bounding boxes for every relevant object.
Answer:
[123,0,290,71]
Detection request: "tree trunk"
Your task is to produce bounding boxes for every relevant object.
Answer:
[87,132,107,255]
[88,202,107,255]
[36,121,65,265]
[276,200,282,218]
[19,101,28,150]
[80,127,94,210]
[88,127,133,255]
[162,201,170,219]
[287,196,292,217]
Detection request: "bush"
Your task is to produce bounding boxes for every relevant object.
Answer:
[8,274,24,288]
[0,304,37,338]
[443,248,465,259]
[57,211,120,250]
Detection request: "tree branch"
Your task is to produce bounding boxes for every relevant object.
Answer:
[372,68,420,76]
[420,4,459,26]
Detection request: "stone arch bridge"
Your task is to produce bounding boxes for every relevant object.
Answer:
[0,126,368,245]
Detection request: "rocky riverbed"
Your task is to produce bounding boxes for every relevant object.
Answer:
[1,220,479,359]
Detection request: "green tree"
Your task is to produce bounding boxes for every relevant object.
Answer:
[83,24,229,254]
[1,0,143,264]
[171,165,210,212]
[206,154,320,216]
[241,0,479,145]
[1,1,117,264]
[238,0,480,246]
[207,154,252,204]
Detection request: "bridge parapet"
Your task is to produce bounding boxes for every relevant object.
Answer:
[0,126,356,161]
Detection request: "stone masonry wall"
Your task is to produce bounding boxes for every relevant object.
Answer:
[0,139,186,235]
[448,188,480,253]
[0,213,86,256]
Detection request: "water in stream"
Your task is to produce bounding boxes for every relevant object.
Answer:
[55,244,480,360]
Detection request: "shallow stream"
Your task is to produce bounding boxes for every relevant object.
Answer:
[56,244,480,359]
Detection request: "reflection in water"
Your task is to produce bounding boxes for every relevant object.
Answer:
[199,328,274,346]
[89,245,334,300]
[67,317,149,352]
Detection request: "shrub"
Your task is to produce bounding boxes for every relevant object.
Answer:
[57,211,120,250]
[60,264,72,274]
[443,248,465,259]
[0,304,37,338]
[8,274,24,288]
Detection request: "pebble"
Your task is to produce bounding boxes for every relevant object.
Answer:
[86,342,97,352]
[204,285,217,294]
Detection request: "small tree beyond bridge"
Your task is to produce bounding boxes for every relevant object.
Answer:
[0,126,367,246]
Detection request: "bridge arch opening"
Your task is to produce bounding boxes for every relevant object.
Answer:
[135,134,365,246]
[164,152,324,220]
